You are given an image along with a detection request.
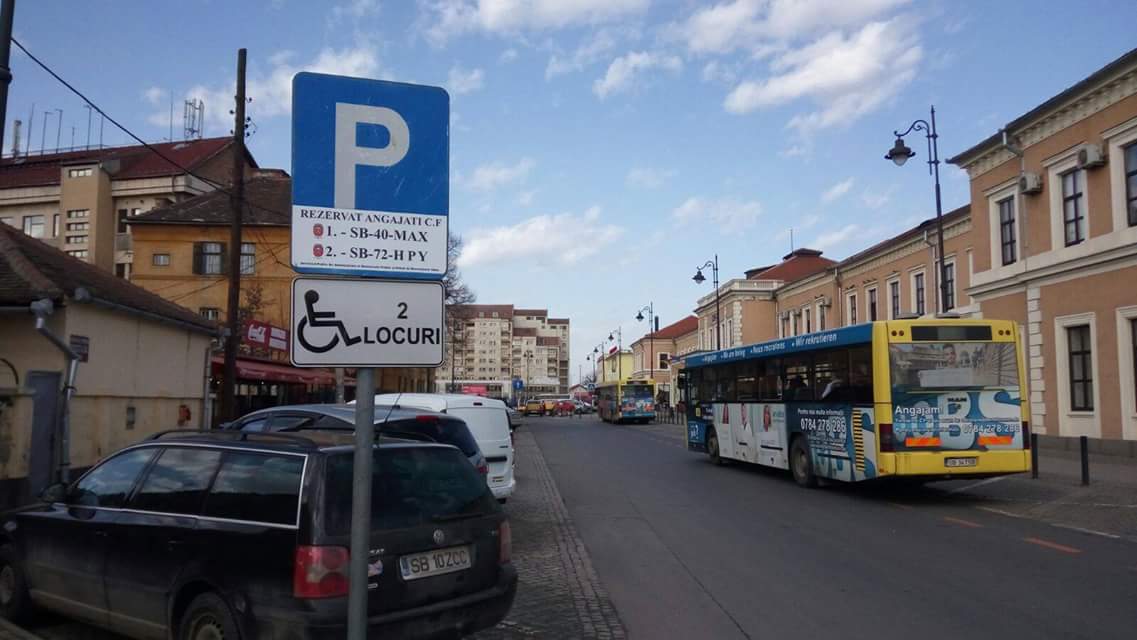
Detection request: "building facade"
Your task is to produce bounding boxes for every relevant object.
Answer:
[437,305,570,399]
[629,315,699,404]
[949,47,1137,442]
[0,138,255,277]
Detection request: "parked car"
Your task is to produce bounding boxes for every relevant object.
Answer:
[225,403,489,476]
[357,394,516,502]
[556,399,576,415]
[523,399,544,416]
[572,400,590,414]
[0,430,517,639]
[506,406,522,429]
[541,399,558,416]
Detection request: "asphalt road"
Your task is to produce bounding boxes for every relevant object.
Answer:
[529,415,1137,640]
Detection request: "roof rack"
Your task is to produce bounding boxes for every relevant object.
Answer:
[146,429,318,450]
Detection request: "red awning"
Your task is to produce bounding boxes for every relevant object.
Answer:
[211,356,336,385]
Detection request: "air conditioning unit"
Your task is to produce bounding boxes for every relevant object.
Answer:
[1076,143,1106,169]
[818,296,832,308]
[1019,172,1043,194]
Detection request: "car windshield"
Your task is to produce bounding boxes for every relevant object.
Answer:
[323,447,497,534]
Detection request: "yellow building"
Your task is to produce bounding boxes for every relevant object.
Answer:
[595,350,634,384]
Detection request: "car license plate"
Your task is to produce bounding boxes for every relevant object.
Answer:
[399,546,471,581]
[945,457,978,468]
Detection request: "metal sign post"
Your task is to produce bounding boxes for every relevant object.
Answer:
[290,71,449,640]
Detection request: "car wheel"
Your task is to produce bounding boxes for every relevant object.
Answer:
[790,436,818,488]
[707,428,725,466]
[178,592,242,640]
[0,545,32,622]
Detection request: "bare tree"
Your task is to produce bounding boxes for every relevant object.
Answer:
[444,235,476,391]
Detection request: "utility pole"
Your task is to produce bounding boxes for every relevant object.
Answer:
[219,48,247,423]
[0,0,14,156]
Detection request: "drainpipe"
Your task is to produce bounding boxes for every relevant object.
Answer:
[30,298,78,484]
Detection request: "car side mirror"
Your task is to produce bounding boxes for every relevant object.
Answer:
[39,482,68,504]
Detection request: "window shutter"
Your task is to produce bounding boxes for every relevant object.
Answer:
[192,242,203,275]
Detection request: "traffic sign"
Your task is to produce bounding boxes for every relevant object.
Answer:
[290,277,444,367]
[586,382,596,392]
[512,378,524,391]
[291,72,449,280]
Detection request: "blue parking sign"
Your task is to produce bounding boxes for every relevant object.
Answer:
[291,72,449,279]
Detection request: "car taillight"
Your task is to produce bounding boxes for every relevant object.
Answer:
[293,545,350,599]
[1022,421,1031,449]
[879,423,895,452]
[499,521,512,564]
[415,415,439,424]
[477,461,488,475]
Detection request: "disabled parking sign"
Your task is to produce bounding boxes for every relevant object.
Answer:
[290,72,449,280]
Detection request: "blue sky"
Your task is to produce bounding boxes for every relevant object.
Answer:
[9,1,1137,381]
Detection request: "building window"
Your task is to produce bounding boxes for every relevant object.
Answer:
[804,307,811,333]
[658,352,670,370]
[240,242,256,275]
[199,307,222,321]
[1067,325,1093,411]
[943,261,956,311]
[152,253,171,266]
[819,304,826,330]
[67,167,93,178]
[998,196,1017,265]
[1126,143,1137,227]
[194,242,225,275]
[791,312,799,336]
[66,250,88,258]
[780,315,790,339]
[913,272,926,315]
[1061,169,1086,246]
[66,222,89,231]
[867,288,878,322]
[847,292,857,325]
[66,234,88,244]
[889,280,900,319]
[52,214,60,237]
[67,209,89,219]
[22,215,44,238]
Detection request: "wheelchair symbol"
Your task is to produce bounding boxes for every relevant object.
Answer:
[296,290,362,353]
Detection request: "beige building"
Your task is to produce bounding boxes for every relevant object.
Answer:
[438,305,570,398]
[949,47,1137,443]
[0,137,256,277]
[629,315,699,403]
[0,222,216,507]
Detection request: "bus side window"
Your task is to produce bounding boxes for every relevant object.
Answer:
[783,354,814,401]
[849,346,874,403]
[700,368,716,404]
[737,362,758,401]
[715,364,736,402]
[759,358,782,401]
[815,348,851,402]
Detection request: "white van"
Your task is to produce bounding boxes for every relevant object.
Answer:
[367,393,516,501]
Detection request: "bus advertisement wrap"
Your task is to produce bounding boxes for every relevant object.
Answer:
[891,389,1022,451]
[789,405,877,482]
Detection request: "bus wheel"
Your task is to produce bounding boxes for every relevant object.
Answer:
[790,437,818,488]
[708,428,725,466]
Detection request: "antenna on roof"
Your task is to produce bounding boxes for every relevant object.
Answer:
[789,228,794,252]
[10,118,20,156]
[183,98,204,140]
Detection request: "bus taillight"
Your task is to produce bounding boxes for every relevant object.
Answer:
[1022,422,1031,449]
[879,423,895,452]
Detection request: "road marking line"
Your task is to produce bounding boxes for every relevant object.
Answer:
[1051,523,1121,540]
[1024,537,1082,554]
[975,506,1028,519]
[942,516,984,528]
[946,476,1008,494]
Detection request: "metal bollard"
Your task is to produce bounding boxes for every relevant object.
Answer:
[1030,433,1039,479]
[1080,435,1090,485]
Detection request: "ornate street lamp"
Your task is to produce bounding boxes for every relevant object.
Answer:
[692,255,721,350]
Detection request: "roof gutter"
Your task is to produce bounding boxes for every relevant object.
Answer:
[72,287,219,336]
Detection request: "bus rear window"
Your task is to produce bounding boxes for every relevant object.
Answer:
[890,342,1019,390]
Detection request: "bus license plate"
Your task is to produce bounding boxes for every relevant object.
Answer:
[945,457,978,468]
[399,546,471,581]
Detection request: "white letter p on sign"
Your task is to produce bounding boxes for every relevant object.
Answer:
[334,103,410,209]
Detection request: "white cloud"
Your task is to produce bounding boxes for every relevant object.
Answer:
[672,196,762,231]
[701,60,737,84]
[821,177,854,203]
[594,51,682,98]
[332,0,379,21]
[545,28,626,79]
[517,189,537,205]
[779,143,809,158]
[724,17,922,132]
[457,206,624,267]
[812,223,861,251]
[626,167,676,189]
[423,0,650,45]
[448,66,485,94]
[499,48,519,63]
[861,185,896,209]
[142,86,166,105]
[171,46,381,133]
[462,157,535,191]
[675,0,909,55]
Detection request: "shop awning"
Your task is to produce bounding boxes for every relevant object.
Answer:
[211,356,337,385]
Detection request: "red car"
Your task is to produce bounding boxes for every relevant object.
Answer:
[556,400,576,415]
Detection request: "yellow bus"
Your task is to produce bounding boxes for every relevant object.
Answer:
[682,318,1030,487]
[596,380,656,424]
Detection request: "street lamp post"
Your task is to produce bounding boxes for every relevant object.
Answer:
[692,255,722,350]
[885,105,949,314]
[635,303,655,381]
[523,350,533,402]
[605,328,623,382]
